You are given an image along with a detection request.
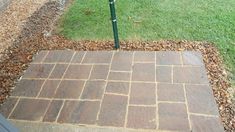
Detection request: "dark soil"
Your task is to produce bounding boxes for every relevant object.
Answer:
[0,1,234,131]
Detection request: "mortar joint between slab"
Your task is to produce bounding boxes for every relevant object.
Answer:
[158,101,186,104]
[51,52,76,100]
[95,51,114,124]
[156,82,159,130]
[109,70,131,73]
[77,79,87,101]
[105,92,128,97]
[124,51,134,128]
[155,52,159,129]
[183,83,192,130]
[9,96,102,101]
[54,99,65,123]
[80,51,87,64]
[41,100,52,122]
[36,63,57,98]
[129,104,156,107]
[189,112,219,118]
[78,64,94,100]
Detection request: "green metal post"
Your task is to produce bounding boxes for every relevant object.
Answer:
[109,0,120,49]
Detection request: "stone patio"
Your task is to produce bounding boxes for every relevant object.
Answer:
[0,50,224,131]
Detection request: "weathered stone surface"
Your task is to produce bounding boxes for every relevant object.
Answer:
[9,51,223,131]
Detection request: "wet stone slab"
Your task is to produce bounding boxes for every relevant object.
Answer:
[1,50,224,131]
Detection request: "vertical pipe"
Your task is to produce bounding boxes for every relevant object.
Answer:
[109,0,120,49]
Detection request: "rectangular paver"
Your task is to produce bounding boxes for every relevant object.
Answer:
[157,83,185,102]
[108,72,130,81]
[156,51,182,65]
[190,115,224,132]
[182,51,204,66]
[127,106,156,129]
[132,63,155,81]
[156,66,172,83]
[130,83,156,105]
[111,52,133,71]
[106,82,129,95]
[10,99,50,121]
[173,66,209,84]
[43,50,74,63]
[12,79,44,97]
[98,94,128,127]
[158,103,190,131]
[134,51,155,62]
[58,101,100,124]
[82,51,113,64]
[64,65,92,79]
[186,84,220,115]
[23,64,54,78]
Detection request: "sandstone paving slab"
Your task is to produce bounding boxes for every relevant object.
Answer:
[130,83,156,105]
[111,51,133,71]
[43,50,74,63]
[82,51,112,64]
[132,63,155,81]
[0,50,224,131]
[12,79,44,97]
[58,100,100,124]
[182,51,204,66]
[127,106,156,129]
[156,51,182,65]
[64,65,92,79]
[155,66,172,83]
[134,51,155,62]
[158,103,190,131]
[98,94,128,127]
[157,83,185,102]
[22,64,54,78]
[106,82,129,95]
[9,98,50,121]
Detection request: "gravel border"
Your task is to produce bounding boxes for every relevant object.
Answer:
[0,0,49,54]
[0,1,234,131]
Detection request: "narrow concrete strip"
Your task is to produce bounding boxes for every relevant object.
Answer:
[9,120,169,132]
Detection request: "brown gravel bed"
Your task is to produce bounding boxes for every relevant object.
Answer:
[0,0,234,131]
[0,0,49,54]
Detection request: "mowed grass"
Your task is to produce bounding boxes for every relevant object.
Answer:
[57,0,235,84]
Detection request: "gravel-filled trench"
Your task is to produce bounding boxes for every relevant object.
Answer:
[0,0,234,131]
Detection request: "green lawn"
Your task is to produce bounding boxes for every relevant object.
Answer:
[57,0,235,84]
